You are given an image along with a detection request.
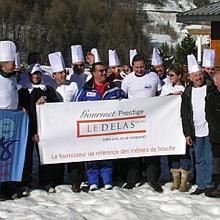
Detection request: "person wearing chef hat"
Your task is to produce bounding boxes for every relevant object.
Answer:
[181,54,214,195]
[202,49,216,82]
[108,49,121,75]
[87,48,101,64]
[0,40,18,199]
[0,40,18,110]
[129,49,137,67]
[85,47,101,70]
[70,45,92,91]
[16,63,59,197]
[49,51,78,102]
[151,47,169,87]
[49,51,87,193]
[118,49,136,78]
[108,49,124,87]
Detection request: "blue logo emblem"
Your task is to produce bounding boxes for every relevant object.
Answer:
[0,136,18,161]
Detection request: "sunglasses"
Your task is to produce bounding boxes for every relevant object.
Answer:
[74,64,85,68]
[95,69,107,73]
[32,71,42,75]
[168,74,175,77]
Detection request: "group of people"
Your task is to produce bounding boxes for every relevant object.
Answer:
[0,39,220,200]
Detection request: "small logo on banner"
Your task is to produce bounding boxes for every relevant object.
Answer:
[0,119,15,138]
[0,118,18,170]
[0,137,18,161]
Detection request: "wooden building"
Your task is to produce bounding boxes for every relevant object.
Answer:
[177,1,220,67]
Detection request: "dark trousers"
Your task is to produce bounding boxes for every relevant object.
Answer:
[68,162,86,187]
[212,144,220,187]
[39,163,64,187]
[119,158,141,185]
[19,138,64,188]
[19,138,34,187]
[143,156,161,182]
[37,145,64,187]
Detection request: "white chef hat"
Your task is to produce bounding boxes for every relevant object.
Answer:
[91,48,101,62]
[130,49,137,66]
[30,63,43,74]
[109,49,120,67]
[151,47,163,66]
[48,51,65,73]
[187,54,201,74]
[71,45,85,64]
[202,49,215,68]
[0,40,16,62]
[15,52,21,70]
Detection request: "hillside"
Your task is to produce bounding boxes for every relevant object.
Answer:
[141,0,213,47]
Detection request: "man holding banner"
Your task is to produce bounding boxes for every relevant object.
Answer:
[18,63,59,196]
[181,55,214,195]
[0,40,28,200]
[76,62,126,191]
[0,41,18,110]
[121,54,163,192]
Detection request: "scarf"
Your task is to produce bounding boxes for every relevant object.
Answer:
[0,69,16,78]
[28,84,47,94]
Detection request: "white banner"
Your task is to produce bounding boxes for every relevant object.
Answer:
[37,96,185,164]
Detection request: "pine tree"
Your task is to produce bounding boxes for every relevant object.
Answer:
[159,42,173,70]
[174,34,197,65]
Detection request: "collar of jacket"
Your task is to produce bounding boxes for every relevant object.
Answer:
[187,78,212,89]
[28,83,47,94]
[159,73,166,80]
[203,72,213,81]
[184,79,214,97]
[83,77,117,90]
[213,85,220,95]
[0,69,16,78]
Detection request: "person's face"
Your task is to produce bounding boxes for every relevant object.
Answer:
[203,67,215,76]
[72,62,85,74]
[110,66,120,76]
[86,52,95,65]
[168,70,181,84]
[133,60,145,76]
[30,72,42,85]
[153,64,165,79]
[190,71,204,87]
[123,65,131,74]
[2,61,15,73]
[93,64,107,84]
[214,74,220,90]
[53,70,67,85]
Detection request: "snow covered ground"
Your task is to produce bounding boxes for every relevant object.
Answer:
[1,183,220,219]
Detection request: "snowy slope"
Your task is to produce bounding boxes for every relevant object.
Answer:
[143,0,195,11]
[142,0,210,47]
[1,183,220,219]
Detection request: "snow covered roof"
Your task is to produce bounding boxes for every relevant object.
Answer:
[177,1,220,25]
